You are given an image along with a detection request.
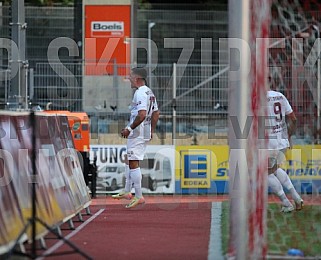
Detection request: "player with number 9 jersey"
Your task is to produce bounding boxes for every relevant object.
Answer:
[266,90,293,150]
[266,89,303,213]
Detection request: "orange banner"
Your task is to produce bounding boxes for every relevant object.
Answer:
[84,5,131,75]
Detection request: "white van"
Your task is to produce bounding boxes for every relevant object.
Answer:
[96,164,125,191]
[140,153,172,191]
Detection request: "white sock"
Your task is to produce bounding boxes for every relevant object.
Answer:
[275,168,301,202]
[268,174,292,207]
[124,165,132,193]
[130,167,143,198]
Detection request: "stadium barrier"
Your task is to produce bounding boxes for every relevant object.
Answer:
[0,111,91,254]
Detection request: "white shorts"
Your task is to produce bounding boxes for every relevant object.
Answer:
[268,149,287,169]
[127,138,147,161]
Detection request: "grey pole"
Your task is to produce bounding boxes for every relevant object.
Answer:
[10,0,27,110]
[172,63,177,146]
[228,0,250,259]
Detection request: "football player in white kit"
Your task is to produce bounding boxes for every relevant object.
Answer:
[266,88,303,213]
[112,67,159,208]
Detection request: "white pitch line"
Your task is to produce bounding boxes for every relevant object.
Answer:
[208,202,224,260]
[37,208,105,260]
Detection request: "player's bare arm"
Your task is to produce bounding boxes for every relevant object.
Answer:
[151,110,160,139]
[286,112,297,138]
[121,110,146,138]
[285,111,297,148]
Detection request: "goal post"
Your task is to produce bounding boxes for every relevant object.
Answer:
[227,0,270,259]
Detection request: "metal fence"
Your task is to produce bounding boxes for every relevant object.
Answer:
[33,61,83,111]
[1,4,321,143]
[30,62,229,137]
[31,57,318,145]
[137,9,228,64]
[28,57,321,143]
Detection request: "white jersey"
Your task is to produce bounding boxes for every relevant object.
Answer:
[266,90,293,150]
[128,85,158,141]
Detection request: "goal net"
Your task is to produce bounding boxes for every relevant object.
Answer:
[228,0,321,259]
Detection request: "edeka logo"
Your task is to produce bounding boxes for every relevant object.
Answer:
[180,150,211,188]
[281,159,321,180]
[91,21,124,37]
[216,160,229,180]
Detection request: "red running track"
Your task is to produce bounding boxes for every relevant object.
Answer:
[34,195,222,260]
[21,194,320,260]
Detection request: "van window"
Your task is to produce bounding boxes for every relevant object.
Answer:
[141,158,155,169]
[101,166,117,172]
[155,161,160,171]
[163,158,171,172]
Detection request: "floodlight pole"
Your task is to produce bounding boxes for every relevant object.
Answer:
[148,21,155,88]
